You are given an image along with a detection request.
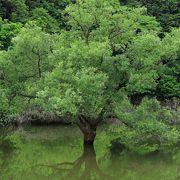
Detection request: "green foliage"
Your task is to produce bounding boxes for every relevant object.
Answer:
[29,8,59,33]
[157,28,180,97]
[0,88,9,125]
[65,1,160,51]
[25,0,74,28]
[121,0,180,32]
[0,24,54,123]
[125,33,162,94]
[8,23,53,83]
[140,0,180,32]
[112,97,179,153]
[0,0,28,22]
[0,18,22,50]
[38,66,108,119]
[35,0,162,120]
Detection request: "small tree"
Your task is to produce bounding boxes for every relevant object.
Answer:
[112,96,179,153]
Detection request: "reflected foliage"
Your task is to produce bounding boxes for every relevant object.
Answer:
[0,126,179,180]
[0,128,17,175]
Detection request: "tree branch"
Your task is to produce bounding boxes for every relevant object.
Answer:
[18,93,38,99]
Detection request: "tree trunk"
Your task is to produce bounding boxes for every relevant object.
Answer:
[77,115,99,146]
[83,129,96,145]
[77,112,104,146]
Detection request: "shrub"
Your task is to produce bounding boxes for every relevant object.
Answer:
[111,97,179,154]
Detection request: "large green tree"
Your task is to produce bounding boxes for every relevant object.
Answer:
[1,0,179,148]
[36,0,164,144]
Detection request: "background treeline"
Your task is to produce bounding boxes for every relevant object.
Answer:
[0,0,75,33]
[0,0,179,31]
[121,0,180,32]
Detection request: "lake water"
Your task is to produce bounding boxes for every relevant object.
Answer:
[0,126,180,180]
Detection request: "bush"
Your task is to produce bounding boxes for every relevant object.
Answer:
[111,97,179,154]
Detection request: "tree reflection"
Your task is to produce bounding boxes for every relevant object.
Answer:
[41,144,113,180]
[0,128,17,174]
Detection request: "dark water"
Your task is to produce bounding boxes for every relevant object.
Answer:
[0,126,179,180]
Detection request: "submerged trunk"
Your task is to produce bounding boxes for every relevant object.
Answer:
[77,114,101,145]
[83,128,96,145]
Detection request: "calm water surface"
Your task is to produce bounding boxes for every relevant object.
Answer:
[0,126,179,180]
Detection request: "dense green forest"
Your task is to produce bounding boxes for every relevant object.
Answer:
[0,0,180,153]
